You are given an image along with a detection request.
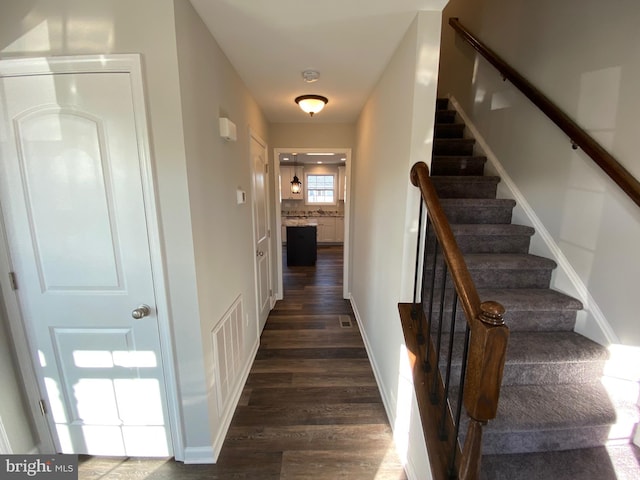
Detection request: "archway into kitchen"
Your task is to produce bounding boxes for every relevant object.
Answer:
[273,147,351,301]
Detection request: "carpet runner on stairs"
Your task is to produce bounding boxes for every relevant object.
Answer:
[430,98,639,479]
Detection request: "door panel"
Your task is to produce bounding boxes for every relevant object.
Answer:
[251,134,271,331]
[0,71,172,456]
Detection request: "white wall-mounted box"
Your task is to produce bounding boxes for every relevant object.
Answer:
[219,117,237,141]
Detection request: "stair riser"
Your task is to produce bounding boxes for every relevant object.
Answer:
[432,181,498,199]
[425,308,577,333]
[436,98,449,110]
[441,202,514,224]
[424,268,553,289]
[426,234,532,254]
[431,157,486,176]
[435,123,465,138]
[436,109,456,123]
[443,359,606,388]
[477,425,613,455]
[433,139,475,156]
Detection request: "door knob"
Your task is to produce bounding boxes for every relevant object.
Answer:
[131,304,151,319]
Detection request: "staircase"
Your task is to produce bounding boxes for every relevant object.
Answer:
[428,98,639,479]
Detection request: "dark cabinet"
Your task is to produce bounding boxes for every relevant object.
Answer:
[286,226,317,266]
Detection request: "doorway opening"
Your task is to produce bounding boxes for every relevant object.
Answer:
[273,148,351,301]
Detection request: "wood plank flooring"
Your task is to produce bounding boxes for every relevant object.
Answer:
[79,246,406,479]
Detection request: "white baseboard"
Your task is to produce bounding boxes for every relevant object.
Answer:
[448,96,618,346]
[182,446,216,464]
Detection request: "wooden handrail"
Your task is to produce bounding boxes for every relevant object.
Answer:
[410,161,509,479]
[449,17,640,209]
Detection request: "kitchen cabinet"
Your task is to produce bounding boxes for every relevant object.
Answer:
[280,165,304,200]
[338,166,346,201]
[317,217,336,243]
[336,216,344,242]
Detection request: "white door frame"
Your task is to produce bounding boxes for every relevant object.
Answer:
[273,147,352,300]
[249,130,273,334]
[0,54,184,458]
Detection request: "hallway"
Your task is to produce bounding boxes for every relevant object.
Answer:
[79,246,407,479]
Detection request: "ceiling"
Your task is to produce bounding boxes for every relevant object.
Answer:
[279,152,346,165]
[188,0,447,124]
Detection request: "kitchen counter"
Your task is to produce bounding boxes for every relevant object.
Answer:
[282,217,318,227]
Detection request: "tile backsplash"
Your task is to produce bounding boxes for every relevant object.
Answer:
[282,199,344,217]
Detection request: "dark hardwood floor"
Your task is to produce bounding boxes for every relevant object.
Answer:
[79,246,406,479]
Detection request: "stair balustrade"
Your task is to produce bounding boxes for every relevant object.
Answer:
[399,162,509,480]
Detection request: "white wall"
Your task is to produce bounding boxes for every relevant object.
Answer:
[0,293,35,453]
[0,0,211,456]
[438,0,640,346]
[353,11,442,480]
[173,0,269,459]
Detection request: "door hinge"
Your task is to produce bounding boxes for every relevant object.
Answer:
[265,163,269,174]
[39,399,48,416]
[9,271,18,290]
[267,228,271,238]
[269,289,273,297]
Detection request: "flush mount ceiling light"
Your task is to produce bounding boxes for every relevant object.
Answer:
[295,94,328,117]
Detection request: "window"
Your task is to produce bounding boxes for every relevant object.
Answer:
[305,173,336,205]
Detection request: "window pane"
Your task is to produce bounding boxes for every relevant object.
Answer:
[306,174,336,204]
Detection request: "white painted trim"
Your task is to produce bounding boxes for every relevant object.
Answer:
[0,185,56,454]
[449,95,618,346]
[0,54,184,459]
[182,446,216,465]
[249,130,272,335]
[0,417,12,454]
[273,147,352,300]
[208,336,259,463]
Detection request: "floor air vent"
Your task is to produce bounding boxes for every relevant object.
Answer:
[339,315,353,328]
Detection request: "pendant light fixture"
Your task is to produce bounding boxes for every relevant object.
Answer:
[290,154,302,194]
[295,94,328,117]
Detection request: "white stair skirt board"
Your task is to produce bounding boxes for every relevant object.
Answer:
[448,95,618,347]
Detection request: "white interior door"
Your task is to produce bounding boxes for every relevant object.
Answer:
[0,65,173,456]
[250,133,272,332]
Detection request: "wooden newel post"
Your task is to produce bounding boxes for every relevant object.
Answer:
[459,301,509,480]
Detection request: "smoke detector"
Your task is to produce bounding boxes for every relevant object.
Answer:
[302,70,320,83]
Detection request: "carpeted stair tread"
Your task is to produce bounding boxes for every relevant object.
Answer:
[488,382,616,432]
[440,198,516,224]
[425,253,558,289]
[441,331,608,386]
[456,383,617,455]
[426,288,582,332]
[431,155,487,176]
[464,253,556,270]
[480,444,640,480]
[428,224,534,254]
[449,224,535,236]
[453,383,617,454]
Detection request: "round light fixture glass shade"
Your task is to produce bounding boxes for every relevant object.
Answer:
[295,95,328,117]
